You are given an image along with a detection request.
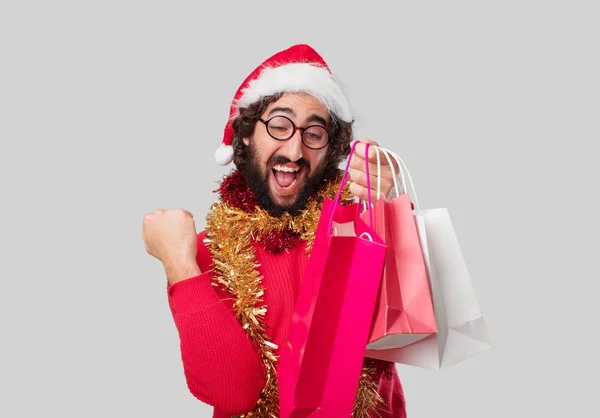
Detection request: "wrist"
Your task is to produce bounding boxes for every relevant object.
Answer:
[164,256,201,285]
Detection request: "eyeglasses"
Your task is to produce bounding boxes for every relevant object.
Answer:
[259,115,330,150]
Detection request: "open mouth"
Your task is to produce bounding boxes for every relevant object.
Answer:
[270,164,305,197]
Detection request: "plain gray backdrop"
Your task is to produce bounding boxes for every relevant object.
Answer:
[1,1,598,417]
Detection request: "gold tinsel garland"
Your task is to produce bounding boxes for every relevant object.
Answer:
[204,174,385,417]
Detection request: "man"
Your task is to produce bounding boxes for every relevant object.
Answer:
[142,44,407,417]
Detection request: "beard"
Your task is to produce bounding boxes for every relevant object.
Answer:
[239,141,327,218]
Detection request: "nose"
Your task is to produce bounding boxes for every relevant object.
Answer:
[279,129,304,162]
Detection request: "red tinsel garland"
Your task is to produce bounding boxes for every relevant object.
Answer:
[216,170,303,254]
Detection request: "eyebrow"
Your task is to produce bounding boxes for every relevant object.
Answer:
[268,106,295,117]
[267,106,328,127]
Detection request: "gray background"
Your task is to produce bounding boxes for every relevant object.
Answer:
[1,0,598,417]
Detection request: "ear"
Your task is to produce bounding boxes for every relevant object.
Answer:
[243,137,250,146]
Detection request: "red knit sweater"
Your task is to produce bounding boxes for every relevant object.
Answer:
[166,229,407,417]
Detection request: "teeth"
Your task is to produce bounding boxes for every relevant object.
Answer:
[273,165,299,173]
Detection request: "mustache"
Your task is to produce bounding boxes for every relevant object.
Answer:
[268,155,310,169]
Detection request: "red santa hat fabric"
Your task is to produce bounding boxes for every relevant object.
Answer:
[214,44,353,166]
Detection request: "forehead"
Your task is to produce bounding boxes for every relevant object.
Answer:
[264,92,330,118]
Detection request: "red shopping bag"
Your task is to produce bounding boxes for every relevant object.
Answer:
[278,143,387,418]
[363,146,437,357]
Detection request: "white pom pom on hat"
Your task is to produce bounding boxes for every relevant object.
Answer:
[215,44,353,166]
[214,143,234,166]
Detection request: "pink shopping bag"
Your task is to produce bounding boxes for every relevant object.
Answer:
[363,147,437,356]
[278,143,387,418]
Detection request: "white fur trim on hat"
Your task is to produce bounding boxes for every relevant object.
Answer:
[236,63,353,122]
[214,143,233,166]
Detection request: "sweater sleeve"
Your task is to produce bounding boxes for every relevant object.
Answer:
[166,230,265,415]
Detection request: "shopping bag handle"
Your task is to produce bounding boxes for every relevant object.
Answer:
[365,143,374,227]
[328,141,374,234]
[377,146,421,210]
[330,141,357,206]
[375,146,406,200]
[359,145,405,211]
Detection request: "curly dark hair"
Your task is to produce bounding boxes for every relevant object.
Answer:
[231,93,354,183]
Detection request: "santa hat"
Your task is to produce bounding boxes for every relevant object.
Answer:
[214,44,353,166]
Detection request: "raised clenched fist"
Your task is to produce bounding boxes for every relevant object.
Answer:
[142,208,198,267]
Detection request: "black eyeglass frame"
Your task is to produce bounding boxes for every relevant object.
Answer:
[258,115,330,150]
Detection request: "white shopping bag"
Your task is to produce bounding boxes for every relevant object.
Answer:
[365,147,491,370]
